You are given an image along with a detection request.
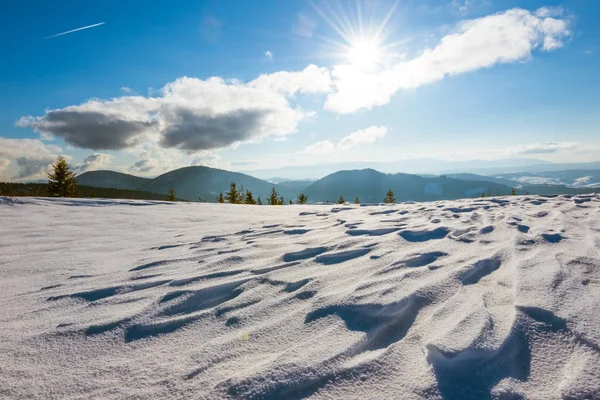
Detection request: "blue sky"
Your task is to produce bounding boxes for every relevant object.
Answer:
[1,0,600,180]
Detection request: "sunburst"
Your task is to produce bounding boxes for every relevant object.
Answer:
[309,0,402,70]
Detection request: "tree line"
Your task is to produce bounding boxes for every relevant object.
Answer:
[211,183,400,205]
[215,182,284,205]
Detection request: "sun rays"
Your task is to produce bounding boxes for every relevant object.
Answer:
[308,0,402,70]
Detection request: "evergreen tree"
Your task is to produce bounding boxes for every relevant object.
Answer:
[167,186,176,201]
[481,192,486,198]
[289,200,293,204]
[268,187,279,205]
[338,195,345,204]
[257,196,263,205]
[355,197,360,204]
[197,195,205,202]
[217,193,225,203]
[278,196,284,205]
[297,193,308,204]
[225,182,241,204]
[47,156,78,197]
[511,188,517,196]
[383,188,396,204]
[244,190,256,205]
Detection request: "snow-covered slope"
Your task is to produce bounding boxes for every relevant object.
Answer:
[1,195,599,399]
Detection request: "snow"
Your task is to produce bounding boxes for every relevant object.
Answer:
[1,194,600,399]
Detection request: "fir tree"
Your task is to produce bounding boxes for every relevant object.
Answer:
[338,195,345,204]
[257,196,263,205]
[289,200,293,204]
[355,197,360,204]
[244,190,256,205]
[47,156,78,197]
[481,192,486,198]
[217,193,225,203]
[167,186,176,201]
[278,196,284,205]
[268,187,279,205]
[225,182,241,204]
[511,188,517,196]
[297,193,308,204]
[383,188,396,204]
[197,195,205,202]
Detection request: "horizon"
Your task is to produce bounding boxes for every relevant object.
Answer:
[2,0,600,182]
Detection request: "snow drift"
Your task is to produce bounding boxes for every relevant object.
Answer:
[1,194,599,399]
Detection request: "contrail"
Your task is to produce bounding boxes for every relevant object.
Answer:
[43,22,105,40]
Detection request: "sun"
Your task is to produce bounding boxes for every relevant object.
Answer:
[307,1,400,71]
[346,38,383,70]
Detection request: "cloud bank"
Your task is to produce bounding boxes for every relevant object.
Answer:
[17,67,332,154]
[325,8,571,113]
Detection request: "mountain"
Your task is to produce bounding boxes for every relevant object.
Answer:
[142,166,298,202]
[77,167,299,202]
[272,179,316,192]
[457,162,600,176]
[445,173,520,187]
[494,169,600,188]
[77,170,151,190]
[303,169,516,203]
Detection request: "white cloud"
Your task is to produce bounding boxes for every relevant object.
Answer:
[191,151,229,170]
[302,126,387,155]
[74,153,114,173]
[0,159,11,177]
[338,126,387,150]
[325,8,571,113]
[302,140,335,155]
[248,64,332,96]
[127,145,185,175]
[17,70,322,153]
[39,131,55,141]
[120,86,132,94]
[264,51,273,60]
[508,141,579,155]
[0,137,62,180]
[535,6,564,18]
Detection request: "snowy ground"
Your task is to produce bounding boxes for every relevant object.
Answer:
[1,195,600,399]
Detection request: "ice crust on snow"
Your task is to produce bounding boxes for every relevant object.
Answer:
[1,194,600,399]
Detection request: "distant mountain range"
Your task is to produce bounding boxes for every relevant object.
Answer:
[240,158,600,181]
[76,166,599,203]
[494,169,600,188]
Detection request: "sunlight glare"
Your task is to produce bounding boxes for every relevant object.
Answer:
[347,37,382,69]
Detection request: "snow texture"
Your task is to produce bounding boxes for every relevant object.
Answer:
[1,194,600,399]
